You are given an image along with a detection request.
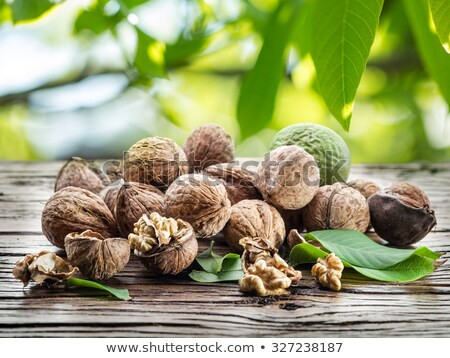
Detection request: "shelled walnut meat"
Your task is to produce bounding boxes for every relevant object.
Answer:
[165,173,231,238]
[129,213,198,275]
[65,230,130,280]
[183,124,235,172]
[223,200,285,253]
[115,182,164,237]
[368,182,436,246]
[204,162,262,205]
[41,187,117,249]
[54,157,107,194]
[311,253,344,292]
[303,183,370,232]
[256,145,320,210]
[123,136,188,190]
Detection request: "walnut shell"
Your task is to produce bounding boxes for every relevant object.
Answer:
[123,136,188,190]
[65,230,130,280]
[347,179,381,199]
[41,187,117,249]
[130,214,198,275]
[183,124,235,172]
[165,173,231,238]
[203,163,262,204]
[99,180,124,215]
[115,182,164,237]
[303,183,370,232]
[55,157,106,194]
[368,182,436,246]
[256,145,320,209]
[223,200,285,253]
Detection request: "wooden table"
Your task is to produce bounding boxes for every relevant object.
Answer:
[0,161,449,337]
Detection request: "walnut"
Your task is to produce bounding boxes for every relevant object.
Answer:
[129,213,198,275]
[368,182,436,246]
[303,183,370,232]
[41,187,117,249]
[123,136,189,190]
[13,251,78,287]
[223,200,285,253]
[115,182,164,237]
[165,173,231,238]
[347,179,381,199]
[54,157,106,194]
[286,229,306,251]
[239,260,291,296]
[65,230,130,280]
[256,145,320,209]
[183,124,235,172]
[311,253,344,291]
[203,162,262,204]
[99,179,124,215]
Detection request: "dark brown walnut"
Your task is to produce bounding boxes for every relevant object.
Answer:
[123,136,188,190]
[54,157,106,194]
[65,230,130,280]
[223,200,285,253]
[183,124,235,172]
[129,213,198,275]
[165,173,231,238]
[41,187,117,249]
[256,145,320,210]
[276,207,303,234]
[368,182,436,246]
[347,179,381,199]
[115,182,164,237]
[99,180,124,215]
[303,183,370,232]
[203,163,262,204]
[13,251,78,287]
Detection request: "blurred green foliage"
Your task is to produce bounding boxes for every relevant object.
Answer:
[0,0,449,162]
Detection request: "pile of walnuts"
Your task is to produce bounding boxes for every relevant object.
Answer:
[17,124,437,296]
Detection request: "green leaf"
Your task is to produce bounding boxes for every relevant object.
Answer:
[65,278,131,301]
[305,230,442,269]
[134,26,167,78]
[289,242,329,266]
[10,0,63,23]
[221,254,242,271]
[310,0,384,131]
[404,0,450,109]
[189,270,244,283]
[429,0,450,53]
[121,0,148,8]
[195,241,241,273]
[353,255,436,282]
[236,0,301,139]
[74,9,123,35]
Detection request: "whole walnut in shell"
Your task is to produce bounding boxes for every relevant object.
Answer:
[123,136,188,190]
[203,162,262,204]
[129,213,198,275]
[256,145,320,210]
[165,173,231,238]
[55,157,106,194]
[368,182,436,246]
[303,183,370,232]
[183,124,235,172]
[65,230,130,280]
[115,182,164,237]
[347,179,381,199]
[223,200,285,253]
[99,180,124,215]
[41,187,117,249]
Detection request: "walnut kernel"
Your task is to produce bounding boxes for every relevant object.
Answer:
[311,253,344,291]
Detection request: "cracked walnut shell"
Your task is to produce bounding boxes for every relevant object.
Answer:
[223,200,285,253]
[13,251,78,287]
[165,173,231,238]
[65,230,130,280]
[129,213,198,275]
[303,183,370,232]
[256,145,320,210]
[41,187,117,249]
[311,253,344,291]
[183,124,235,172]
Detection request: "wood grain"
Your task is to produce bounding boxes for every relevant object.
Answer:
[0,161,449,337]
